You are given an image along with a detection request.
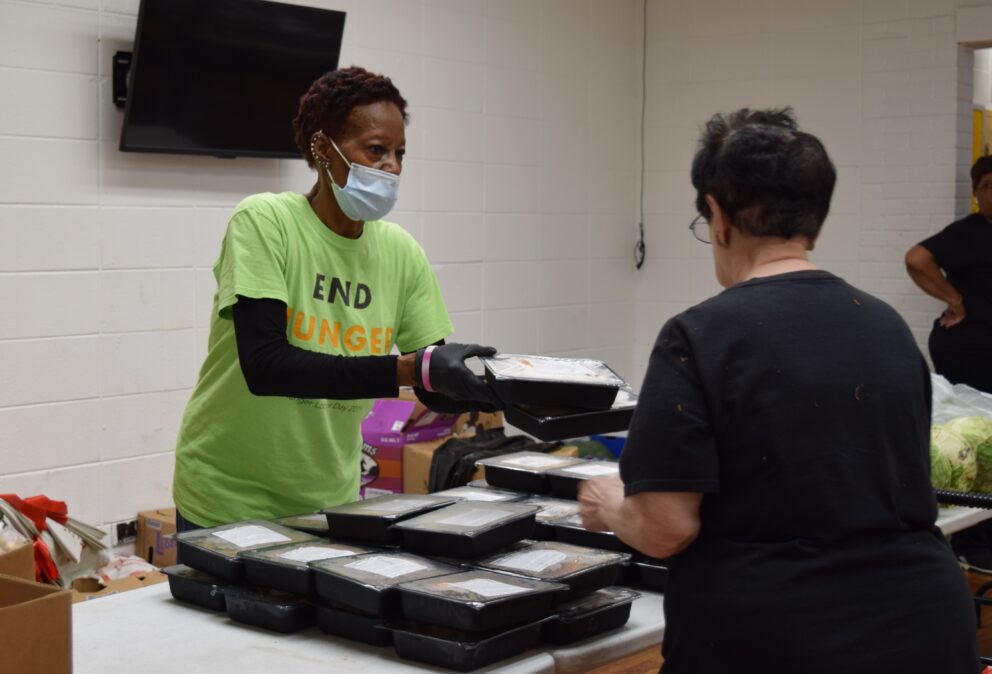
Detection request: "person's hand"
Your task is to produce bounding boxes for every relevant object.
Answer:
[414,343,503,409]
[578,475,625,532]
[940,300,966,328]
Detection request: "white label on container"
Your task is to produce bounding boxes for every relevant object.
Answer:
[279,546,357,563]
[564,463,618,476]
[213,526,290,548]
[345,556,428,579]
[494,549,569,573]
[446,578,531,599]
[437,509,511,528]
[455,490,508,502]
[502,455,570,469]
[365,498,434,513]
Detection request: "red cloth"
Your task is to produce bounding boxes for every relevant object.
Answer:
[1,494,69,583]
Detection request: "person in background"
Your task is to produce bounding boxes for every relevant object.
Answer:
[906,155,992,571]
[579,108,978,673]
[172,67,500,532]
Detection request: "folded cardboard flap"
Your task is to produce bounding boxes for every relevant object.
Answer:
[0,573,71,674]
[0,541,35,581]
[71,571,168,603]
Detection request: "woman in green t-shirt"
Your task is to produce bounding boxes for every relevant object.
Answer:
[172,67,500,531]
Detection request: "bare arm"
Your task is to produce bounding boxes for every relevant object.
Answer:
[578,476,702,559]
[905,245,965,327]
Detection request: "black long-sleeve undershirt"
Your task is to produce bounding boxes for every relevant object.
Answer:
[231,295,483,412]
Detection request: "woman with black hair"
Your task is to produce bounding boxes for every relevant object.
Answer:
[172,67,499,532]
[579,108,977,672]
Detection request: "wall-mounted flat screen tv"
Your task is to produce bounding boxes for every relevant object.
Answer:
[120,0,346,159]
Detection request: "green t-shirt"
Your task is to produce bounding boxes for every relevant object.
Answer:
[173,192,453,527]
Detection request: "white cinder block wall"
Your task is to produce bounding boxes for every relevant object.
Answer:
[635,0,986,386]
[0,0,641,530]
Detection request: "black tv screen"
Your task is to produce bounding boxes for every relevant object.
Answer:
[120,0,345,159]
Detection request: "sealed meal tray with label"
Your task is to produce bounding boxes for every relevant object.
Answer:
[316,602,393,646]
[388,618,548,672]
[223,585,315,633]
[505,385,639,442]
[174,521,318,581]
[309,551,460,617]
[397,569,566,632]
[272,512,331,536]
[430,485,524,503]
[161,564,232,612]
[321,494,456,543]
[517,496,582,540]
[477,450,586,493]
[482,354,624,410]
[551,513,634,554]
[238,540,374,594]
[389,501,539,558]
[541,587,641,645]
[546,460,621,499]
[473,540,629,599]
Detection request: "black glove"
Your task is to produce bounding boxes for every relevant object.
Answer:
[414,343,503,409]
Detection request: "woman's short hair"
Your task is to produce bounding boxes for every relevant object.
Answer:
[691,107,836,242]
[971,155,992,191]
[292,66,408,168]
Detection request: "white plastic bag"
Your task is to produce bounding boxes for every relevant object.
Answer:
[932,373,992,425]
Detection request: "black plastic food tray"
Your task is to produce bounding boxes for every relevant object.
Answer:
[315,603,392,646]
[397,570,566,633]
[322,495,456,544]
[272,512,331,536]
[175,521,318,582]
[161,564,230,612]
[390,503,539,559]
[477,451,586,494]
[482,355,622,411]
[518,497,581,541]
[504,391,637,442]
[239,541,372,595]
[223,586,315,633]
[430,486,525,503]
[552,517,634,554]
[541,588,639,645]
[389,619,546,672]
[629,557,669,592]
[310,552,461,617]
[546,461,620,500]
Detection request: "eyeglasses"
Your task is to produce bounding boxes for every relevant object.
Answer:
[689,214,711,244]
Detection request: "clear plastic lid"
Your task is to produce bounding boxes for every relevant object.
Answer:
[238,541,373,568]
[547,461,620,479]
[554,587,640,620]
[273,512,330,532]
[161,564,226,583]
[474,540,629,581]
[430,486,523,503]
[308,552,459,589]
[390,502,539,537]
[175,521,317,559]
[482,354,624,387]
[399,569,565,606]
[322,494,455,520]
[517,496,581,523]
[476,450,585,474]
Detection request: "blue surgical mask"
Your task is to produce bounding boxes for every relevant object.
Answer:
[321,135,400,222]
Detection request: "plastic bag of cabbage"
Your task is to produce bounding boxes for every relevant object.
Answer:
[930,416,992,492]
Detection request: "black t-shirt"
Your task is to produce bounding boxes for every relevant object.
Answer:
[920,212,992,328]
[623,271,977,673]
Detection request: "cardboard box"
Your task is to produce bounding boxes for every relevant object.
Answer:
[136,508,177,568]
[0,541,35,581]
[70,571,167,603]
[0,573,71,674]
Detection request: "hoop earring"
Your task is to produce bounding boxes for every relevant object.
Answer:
[309,134,329,168]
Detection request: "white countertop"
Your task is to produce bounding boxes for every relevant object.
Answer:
[72,582,665,674]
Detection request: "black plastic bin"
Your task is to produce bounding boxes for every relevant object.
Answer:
[161,564,230,612]
[477,451,586,494]
[481,354,623,411]
[224,586,315,633]
[389,618,548,672]
[389,502,539,558]
[174,521,319,582]
[238,540,373,594]
[541,587,640,645]
[546,460,620,500]
[315,602,392,646]
[397,569,566,632]
[309,551,461,617]
[321,494,456,544]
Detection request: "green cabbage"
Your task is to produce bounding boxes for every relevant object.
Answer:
[930,437,953,490]
[930,424,976,491]
[944,416,992,492]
